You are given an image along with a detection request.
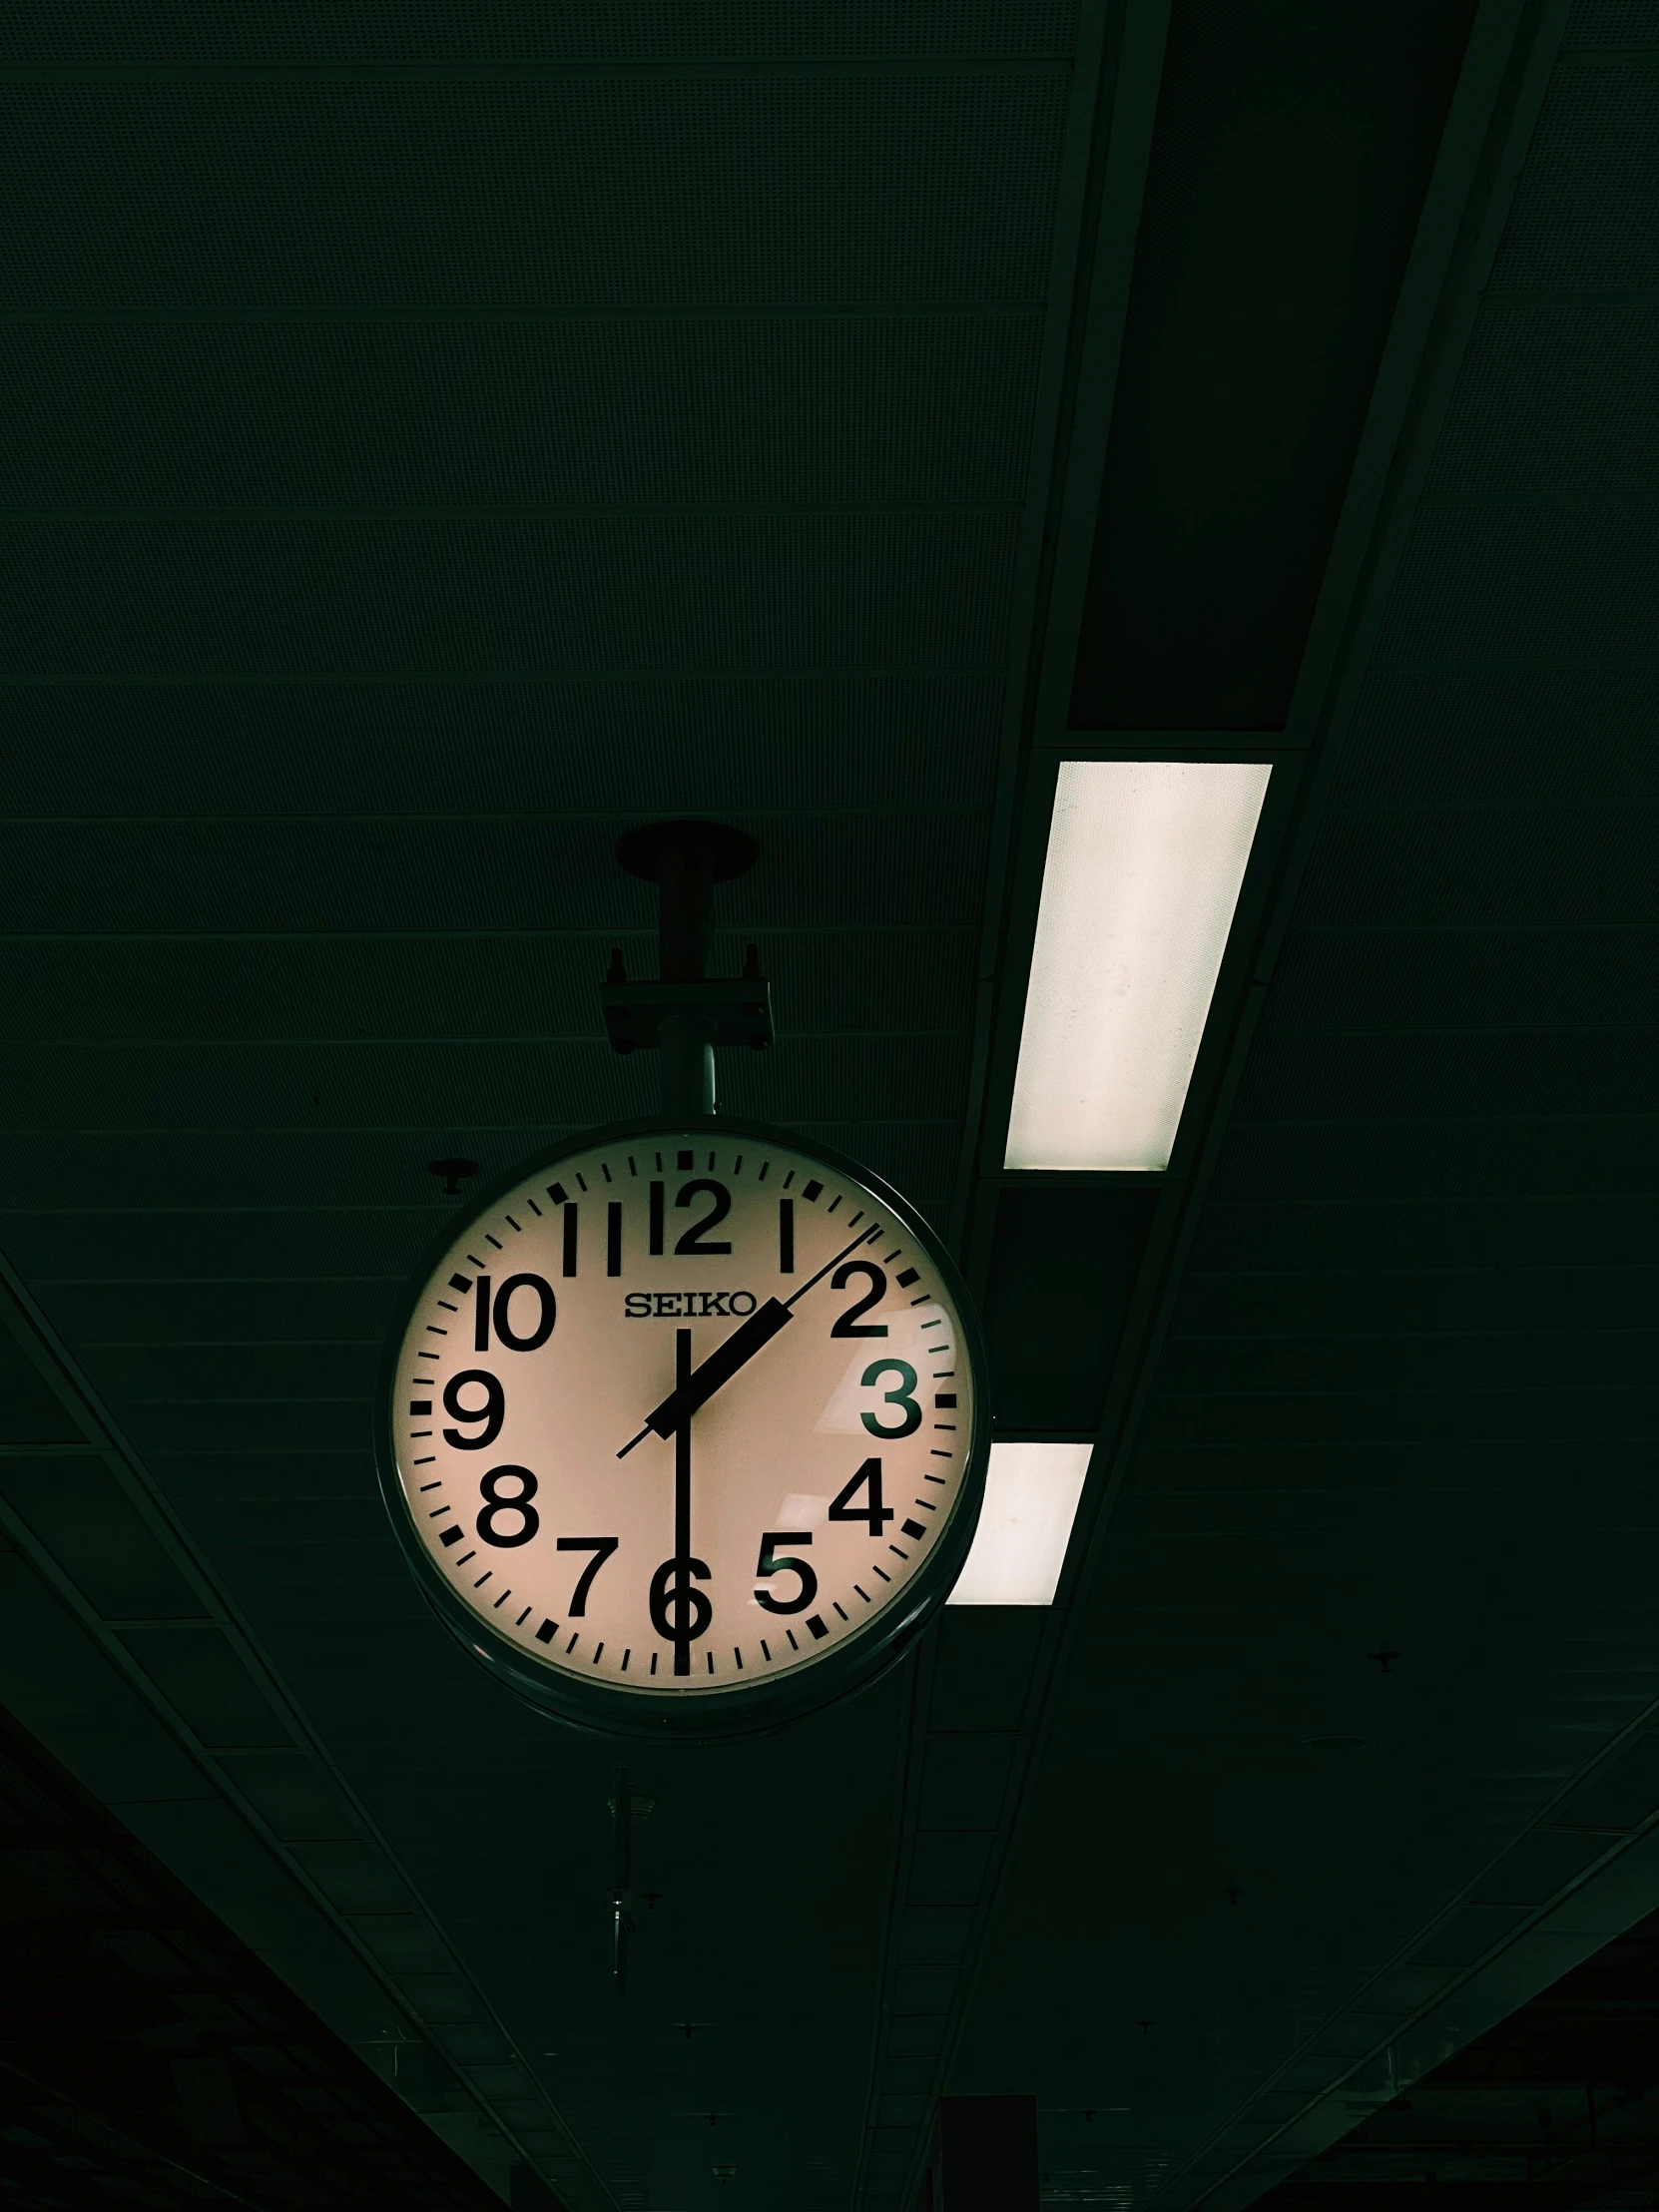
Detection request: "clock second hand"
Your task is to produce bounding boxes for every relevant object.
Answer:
[616,1220,882,1459]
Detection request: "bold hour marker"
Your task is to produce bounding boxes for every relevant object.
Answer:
[607,1201,623,1277]
[807,1614,829,1640]
[536,1619,557,1643]
[901,1519,926,1541]
[896,1267,919,1289]
[678,1149,694,1170]
[803,1179,823,1203]
[935,1393,957,1408]
[409,1400,431,1415]
[563,1204,579,1277]
[547,1183,568,1206]
[448,1273,471,1293]
[440,1527,462,1547]
[779,1197,795,1273]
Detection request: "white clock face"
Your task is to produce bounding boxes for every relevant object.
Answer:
[387,1130,981,1698]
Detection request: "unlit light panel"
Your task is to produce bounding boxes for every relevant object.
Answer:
[947,1442,1091,1606]
[1004,760,1272,1171]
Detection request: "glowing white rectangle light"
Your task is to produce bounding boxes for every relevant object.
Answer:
[1005,760,1271,1171]
[947,1442,1091,1606]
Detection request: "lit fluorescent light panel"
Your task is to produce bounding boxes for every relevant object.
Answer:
[948,1442,1091,1606]
[1004,760,1271,1171]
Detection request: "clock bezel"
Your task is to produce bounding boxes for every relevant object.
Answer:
[374,1111,990,1740]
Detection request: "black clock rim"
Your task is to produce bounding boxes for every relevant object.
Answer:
[373,1110,992,1743]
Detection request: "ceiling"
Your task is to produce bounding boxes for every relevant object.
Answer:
[0,4,1654,2212]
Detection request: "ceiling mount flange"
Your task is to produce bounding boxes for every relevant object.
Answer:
[614,819,757,886]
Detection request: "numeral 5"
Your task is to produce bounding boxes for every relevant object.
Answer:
[754,1530,818,1615]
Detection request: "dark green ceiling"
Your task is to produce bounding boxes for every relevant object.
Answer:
[0,5,1654,2212]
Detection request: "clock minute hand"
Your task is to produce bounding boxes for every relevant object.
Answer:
[616,1222,881,1458]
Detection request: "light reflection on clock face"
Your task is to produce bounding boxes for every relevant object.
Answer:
[388,1131,980,1696]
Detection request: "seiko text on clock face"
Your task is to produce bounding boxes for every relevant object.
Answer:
[387,1132,981,1696]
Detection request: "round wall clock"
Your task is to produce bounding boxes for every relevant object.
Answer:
[377,1115,988,1736]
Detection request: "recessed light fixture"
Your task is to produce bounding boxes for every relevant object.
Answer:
[1004,761,1272,1171]
[947,1442,1091,1606]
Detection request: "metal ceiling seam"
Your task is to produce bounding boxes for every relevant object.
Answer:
[0,1251,615,2212]
[947,0,1172,1254]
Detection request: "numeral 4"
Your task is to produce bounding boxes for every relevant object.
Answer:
[829,1456,893,1536]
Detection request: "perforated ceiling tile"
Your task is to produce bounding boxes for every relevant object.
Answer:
[0,1,1080,64]
[1262,923,1653,1033]
[0,1030,974,1137]
[3,930,979,1049]
[1426,299,1659,496]
[0,77,1069,310]
[0,675,1002,815]
[1293,805,1656,928]
[0,315,1045,510]
[1230,1025,1653,1126]
[0,511,1018,680]
[1335,667,1659,806]
[1211,1113,1655,1207]
[1564,0,1659,42]
[1185,1192,1656,1278]
[0,811,994,934]
[1490,54,1659,292]
[1375,504,1659,664]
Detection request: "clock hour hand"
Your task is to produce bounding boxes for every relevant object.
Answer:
[617,1298,794,1457]
[615,1222,882,1458]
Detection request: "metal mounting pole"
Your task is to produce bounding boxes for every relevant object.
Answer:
[606,821,772,1117]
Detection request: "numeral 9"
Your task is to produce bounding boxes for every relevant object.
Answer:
[442,1368,505,1450]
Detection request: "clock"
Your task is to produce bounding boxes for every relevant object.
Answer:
[377,1115,988,1736]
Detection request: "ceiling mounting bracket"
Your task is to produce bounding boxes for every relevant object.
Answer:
[604,819,774,1119]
